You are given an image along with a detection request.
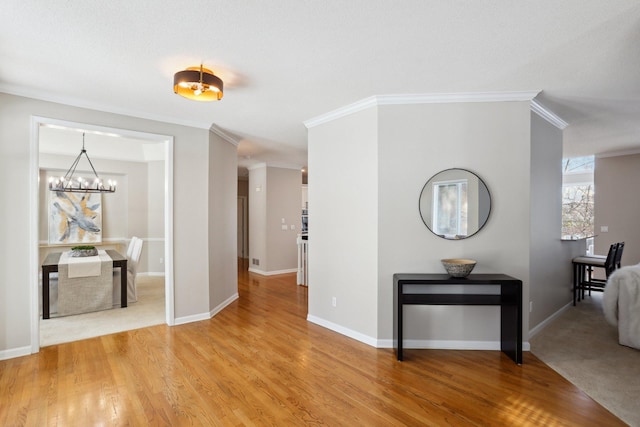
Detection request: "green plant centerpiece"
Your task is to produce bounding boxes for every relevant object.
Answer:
[70,245,98,257]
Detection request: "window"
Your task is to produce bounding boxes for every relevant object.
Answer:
[432,179,468,237]
[562,156,594,240]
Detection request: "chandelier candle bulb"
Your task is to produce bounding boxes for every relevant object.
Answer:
[48,133,116,194]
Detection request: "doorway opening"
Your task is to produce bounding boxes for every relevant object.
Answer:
[29,117,175,351]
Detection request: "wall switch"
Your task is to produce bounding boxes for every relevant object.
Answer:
[332,297,337,307]
[159,257,163,264]
[600,225,609,232]
[290,224,295,230]
[530,301,533,313]
[281,218,285,223]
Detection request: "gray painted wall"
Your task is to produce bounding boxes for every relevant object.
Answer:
[248,165,301,274]
[377,102,531,343]
[265,167,301,272]
[529,112,582,329]
[248,165,267,270]
[308,107,379,340]
[208,131,239,311]
[595,153,640,266]
[308,99,578,347]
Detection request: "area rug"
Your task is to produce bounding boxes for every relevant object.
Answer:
[530,293,640,426]
[40,275,165,347]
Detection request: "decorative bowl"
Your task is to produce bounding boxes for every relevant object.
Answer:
[70,245,98,257]
[441,258,477,277]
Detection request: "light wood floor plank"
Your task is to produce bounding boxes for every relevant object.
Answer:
[0,261,625,426]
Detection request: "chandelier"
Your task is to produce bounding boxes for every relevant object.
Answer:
[48,133,116,193]
[173,64,224,101]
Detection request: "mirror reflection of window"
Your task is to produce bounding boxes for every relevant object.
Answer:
[432,180,468,237]
[419,168,490,240]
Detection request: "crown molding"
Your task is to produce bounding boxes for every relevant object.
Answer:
[530,99,569,130]
[209,124,240,146]
[246,162,302,171]
[303,96,378,129]
[247,162,267,171]
[304,91,541,128]
[0,87,213,130]
[596,148,640,158]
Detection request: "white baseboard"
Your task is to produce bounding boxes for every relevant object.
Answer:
[306,315,378,347]
[248,267,297,276]
[210,293,239,317]
[173,293,239,326]
[306,316,531,352]
[173,311,212,326]
[378,339,530,351]
[0,345,32,361]
[138,272,165,277]
[528,301,573,338]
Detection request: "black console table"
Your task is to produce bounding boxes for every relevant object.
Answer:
[394,273,522,365]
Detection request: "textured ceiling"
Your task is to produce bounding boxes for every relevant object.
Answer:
[2,1,640,172]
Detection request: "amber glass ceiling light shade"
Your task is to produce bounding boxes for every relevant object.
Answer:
[173,64,224,101]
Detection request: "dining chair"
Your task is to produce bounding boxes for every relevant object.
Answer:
[614,242,625,269]
[113,237,143,305]
[573,243,618,300]
[580,243,620,298]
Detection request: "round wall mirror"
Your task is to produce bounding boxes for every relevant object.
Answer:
[419,168,491,240]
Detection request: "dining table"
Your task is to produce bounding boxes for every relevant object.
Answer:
[41,249,127,319]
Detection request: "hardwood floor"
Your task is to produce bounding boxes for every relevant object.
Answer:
[1,262,624,426]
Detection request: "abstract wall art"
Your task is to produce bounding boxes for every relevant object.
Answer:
[49,191,102,244]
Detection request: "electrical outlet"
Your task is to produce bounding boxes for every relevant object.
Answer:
[332,297,337,307]
[252,258,260,266]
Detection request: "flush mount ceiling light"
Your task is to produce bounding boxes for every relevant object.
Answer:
[173,64,223,101]
[48,133,116,193]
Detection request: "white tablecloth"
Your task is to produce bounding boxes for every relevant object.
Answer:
[59,250,111,278]
[57,250,114,316]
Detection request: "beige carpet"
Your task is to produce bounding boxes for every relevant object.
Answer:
[40,275,165,347]
[530,292,640,426]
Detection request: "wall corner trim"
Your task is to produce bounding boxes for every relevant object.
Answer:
[304,91,541,128]
[210,124,240,146]
[530,99,569,130]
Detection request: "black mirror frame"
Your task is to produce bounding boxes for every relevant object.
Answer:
[418,168,491,240]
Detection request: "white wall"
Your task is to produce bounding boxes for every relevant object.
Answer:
[0,93,237,358]
[308,107,379,342]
